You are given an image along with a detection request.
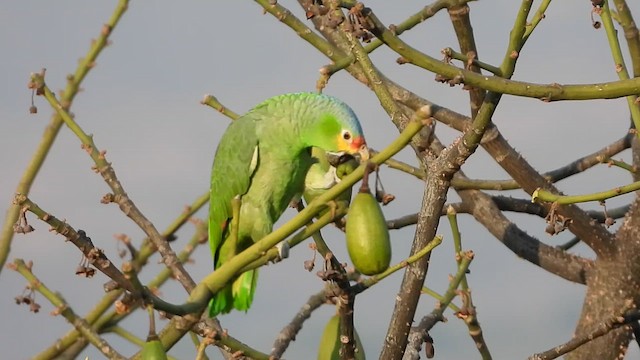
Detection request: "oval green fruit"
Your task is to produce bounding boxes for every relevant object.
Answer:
[345,190,391,275]
[141,335,168,360]
[317,314,366,360]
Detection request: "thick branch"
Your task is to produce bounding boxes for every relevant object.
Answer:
[459,188,593,284]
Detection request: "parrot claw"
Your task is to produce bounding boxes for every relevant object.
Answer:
[289,196,302,209]
[275,241,290,262]
[327,200,338,220]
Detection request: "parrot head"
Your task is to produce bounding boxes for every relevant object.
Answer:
[299,93,369,162]
[336,127,369,162]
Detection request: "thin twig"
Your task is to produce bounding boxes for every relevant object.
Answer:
[271,289,328,358]
[528,306,640,360]
[446,207,491,359]
[403,252,474,360]
[33,193,208,359]
[9,259,127,360]
[12,194,201,315]
[0,0,130,276]
[29,74,197,293]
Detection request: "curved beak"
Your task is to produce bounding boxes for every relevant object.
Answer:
[349,135,369,163]
[357,144,370,163]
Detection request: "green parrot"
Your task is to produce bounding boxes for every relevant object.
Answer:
[208,92,369,316]
[303,148,359,218]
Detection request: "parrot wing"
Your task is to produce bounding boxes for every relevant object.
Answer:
[209,116,259,268]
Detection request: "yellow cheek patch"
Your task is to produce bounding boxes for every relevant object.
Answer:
[336,134,351,152]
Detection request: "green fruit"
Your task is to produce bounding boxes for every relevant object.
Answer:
[318,314,366,360]
[141,334,168,360]
[345,189,391,275]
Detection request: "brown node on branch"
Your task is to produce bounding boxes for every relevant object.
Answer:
[374,167,395,206]
[50,304,67,316]
[591,4,603,29]
[13,205,35,234]
[465,51,477,68]
[599,201,616,228]
[101,193,115,204]
[75,231,97,278]
[304,0,329,19]
[434,73,460,88]
[304,242,317,272]
[101,24,112,36]
[396,56,409,65]
[14,281,41,313]
[115,292,137,315]
[544,203,572,235]
[346,2,373,42]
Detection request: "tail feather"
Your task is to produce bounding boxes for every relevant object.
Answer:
[232,269,258,311]
[208,269,259,316]
[209,285,233,317]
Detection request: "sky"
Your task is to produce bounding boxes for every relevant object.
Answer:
[2,1,640,359]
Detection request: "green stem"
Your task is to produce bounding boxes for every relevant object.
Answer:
[31,78,196,292]
[600,156,637,173]
[420,287,461,313]
[522,0,552,41]
[410,252,474,337]
[353,235,443,293]
[239,203,347,273]
[341,23,408,129]
[322,0,474,75]
[109,326,144,347]
[600,0,640,136]
[532,181,640,204]
[32,194,207,359]
[446,207,491,360]
[201,94,240,120]
[446,208,469,291]
[428,252,473,319]
[193,332,211,360]
[611,0,640,77]
[442,47,502,75]
[0,0,129,276]
[10,259,126,360]
[364,4,640,101]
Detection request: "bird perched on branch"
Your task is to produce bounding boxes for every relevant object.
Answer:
[208,92,369,316]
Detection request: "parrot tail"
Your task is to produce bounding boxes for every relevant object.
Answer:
[208,269,258,317]
[209,284,233,317]
[232,269,258,311]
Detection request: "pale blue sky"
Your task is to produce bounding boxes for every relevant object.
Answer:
[2,1,639,359]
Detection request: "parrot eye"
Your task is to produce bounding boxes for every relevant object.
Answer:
[342,130,352,141]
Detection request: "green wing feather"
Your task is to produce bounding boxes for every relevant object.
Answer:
[209,116,259,316]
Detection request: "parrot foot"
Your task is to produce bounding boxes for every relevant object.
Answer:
[275,241,290,262]
[289,195,302,209]
[326,200,338,219]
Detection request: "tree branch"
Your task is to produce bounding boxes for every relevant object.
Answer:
[0,0,130,276]
[29,75,197,293]
[403,252,474,360]
[270,288,328,359]
[529,305,640,360]
[9,259,126,360]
